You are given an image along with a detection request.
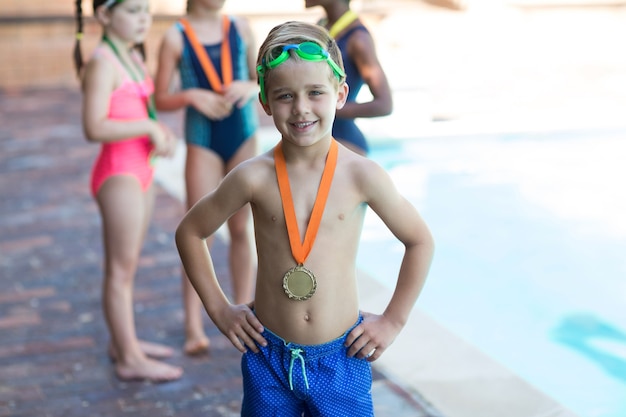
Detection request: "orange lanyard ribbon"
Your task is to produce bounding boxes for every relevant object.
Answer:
[179,16,233,93]
[274,140,338,265]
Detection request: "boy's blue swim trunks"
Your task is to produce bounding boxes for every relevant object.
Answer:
[241,316,374,416]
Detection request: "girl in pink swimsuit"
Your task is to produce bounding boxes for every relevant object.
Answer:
[74,0,181,382]
[89,45,156,196]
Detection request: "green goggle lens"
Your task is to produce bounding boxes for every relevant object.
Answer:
[257,42,345,104]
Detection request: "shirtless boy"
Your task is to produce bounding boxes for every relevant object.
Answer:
[175,20,434,416]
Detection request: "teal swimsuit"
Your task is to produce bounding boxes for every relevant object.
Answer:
[177,18,258,162]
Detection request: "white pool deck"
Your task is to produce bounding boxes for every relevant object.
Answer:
[153,1,626,415]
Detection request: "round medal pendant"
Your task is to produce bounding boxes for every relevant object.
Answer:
[282,265,317,301]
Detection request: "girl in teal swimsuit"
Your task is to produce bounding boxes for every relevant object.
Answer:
[177,14,258,162]
[154,0,259,355]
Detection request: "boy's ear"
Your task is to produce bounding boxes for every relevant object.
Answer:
[259,93,272,116]
[336,82,349,110]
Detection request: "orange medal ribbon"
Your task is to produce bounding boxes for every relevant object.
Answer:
[274,140,338,300]
[274,139,338,265]
[179,16,233,93]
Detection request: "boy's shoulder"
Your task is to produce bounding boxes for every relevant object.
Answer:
[339,145,383,173]
[246,148,274,164]
[232,149,275,178]
[337,146,392,191]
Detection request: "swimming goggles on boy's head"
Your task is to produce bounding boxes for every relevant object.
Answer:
[256,42,345,104]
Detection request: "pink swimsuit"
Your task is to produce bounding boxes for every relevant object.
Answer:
[90,46,155,197]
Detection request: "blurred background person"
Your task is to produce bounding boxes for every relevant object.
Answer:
[74,0,181,382]
[154,0,259,355]
[305,0,393,155]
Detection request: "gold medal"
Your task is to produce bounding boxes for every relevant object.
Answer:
[274,140,338,301]
[282,265,317,301]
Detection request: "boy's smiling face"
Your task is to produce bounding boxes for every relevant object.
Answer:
[261,59,348,148]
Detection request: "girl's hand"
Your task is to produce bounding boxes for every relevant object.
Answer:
[187,88,233,120]
[223,80,258,109]
[160,123,178,158]
[149,121,177,158]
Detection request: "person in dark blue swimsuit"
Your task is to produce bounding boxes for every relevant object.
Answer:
[154,1,259,356]
[305,0,393,155]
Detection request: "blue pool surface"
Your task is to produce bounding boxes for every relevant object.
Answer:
[358,127,626,417]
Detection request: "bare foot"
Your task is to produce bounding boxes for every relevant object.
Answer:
[184,335,210,356]
[115,357,183,383]
[109,340,175,361]
[137,340,175,358]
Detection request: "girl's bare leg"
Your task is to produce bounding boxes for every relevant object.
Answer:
[181,137,257,353]
[225,137,257,304]
[181,265,211,355]
[98,177,182,381]
[181,145,223,355]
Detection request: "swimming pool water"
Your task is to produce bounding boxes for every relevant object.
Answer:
[358,128,626,417]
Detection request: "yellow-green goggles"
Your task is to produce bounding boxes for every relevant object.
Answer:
[256,42,345,104]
